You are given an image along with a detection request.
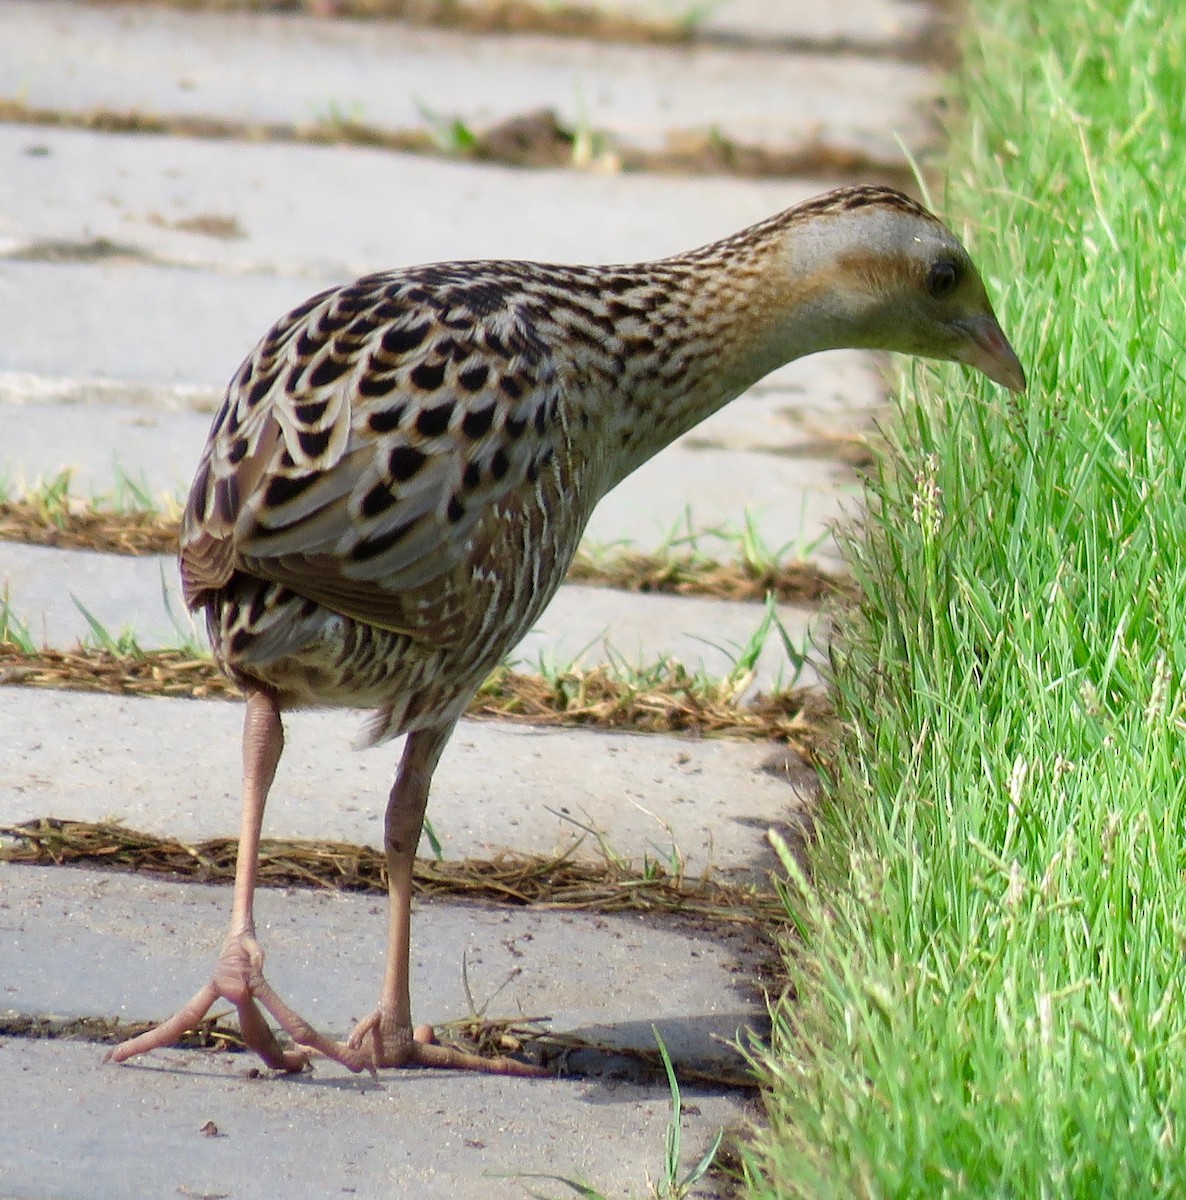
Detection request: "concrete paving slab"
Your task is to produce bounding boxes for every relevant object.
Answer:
[0,687,810,877]
[0,1038,754,1200]
[580,0,936,47]
[0,184,897,412]
[586,446,857,572]
[0,387,863,575]
[0,259,335,388]
[1,1,939,163]
[0,542,822,690]
[0,382,871,567]
[1,864,765,1065]
[0,123,828,275]
[0,395,214,498]
[0,121,888,466]
[0,121,887,494]
[0,544,189,651]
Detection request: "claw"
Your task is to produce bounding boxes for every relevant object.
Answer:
[106,933,355,1075]
[346,1007,547,1076]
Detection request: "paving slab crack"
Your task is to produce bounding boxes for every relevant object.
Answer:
[0,493,849,602]
[0,371,222,413]
[0,645,837,749]
[0,816,791,927]
[0,97,918,184]
[4,235,156,265]
[0,1008,759,1088]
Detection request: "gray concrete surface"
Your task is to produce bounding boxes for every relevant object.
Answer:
[0,865,764,1197]
[1,1,938,162]
[0,123,813,273]
[583,0,937,47]
[0,1039,756,1200]
[0,686,808,877]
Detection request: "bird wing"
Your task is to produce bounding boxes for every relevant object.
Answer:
[181,269,564,646]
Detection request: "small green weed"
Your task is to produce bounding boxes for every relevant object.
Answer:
[517,1029,723,1200]
[414,99,478,155]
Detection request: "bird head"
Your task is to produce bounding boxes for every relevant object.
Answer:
[774,188,1026,393]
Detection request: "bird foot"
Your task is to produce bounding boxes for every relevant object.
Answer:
[346,1007,548,1077]
[104,932,373,1076]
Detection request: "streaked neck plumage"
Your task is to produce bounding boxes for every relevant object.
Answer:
[550,192,938,490]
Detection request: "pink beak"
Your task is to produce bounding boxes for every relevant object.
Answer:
[954,313,1027,393]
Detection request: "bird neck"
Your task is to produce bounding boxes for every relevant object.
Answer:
[568,213,856,491]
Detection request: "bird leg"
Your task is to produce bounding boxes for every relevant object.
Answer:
[107,687,370,1074]
[345,723,546,1076]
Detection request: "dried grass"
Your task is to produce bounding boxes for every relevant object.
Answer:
[0,1007,755,1086]
[0,502,179,556]
[1,816,786,926]
[0,98,912,184]
[473,662,836,752]
[0,497,843,603]
[0,644,237,699]
[566,547,849,604]
[0,642,835,752]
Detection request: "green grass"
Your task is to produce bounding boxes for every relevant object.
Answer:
[745,0,1186,1195]
[0,467,176,519]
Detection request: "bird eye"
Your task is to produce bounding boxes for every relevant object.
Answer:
[928,261,959,298]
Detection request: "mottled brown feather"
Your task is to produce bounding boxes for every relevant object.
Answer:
[180,185,1016,740]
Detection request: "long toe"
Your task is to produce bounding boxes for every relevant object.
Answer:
[347,1010,547,1076]
[107,934,351,1074]
[104,976,309,1074]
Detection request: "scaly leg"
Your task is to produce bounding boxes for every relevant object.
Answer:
[107,687,369,1074]
[346,722,545,1076]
